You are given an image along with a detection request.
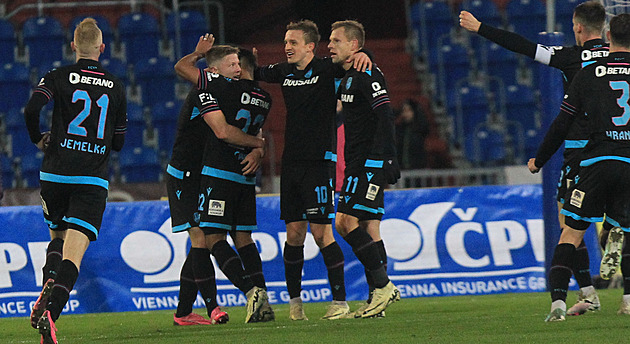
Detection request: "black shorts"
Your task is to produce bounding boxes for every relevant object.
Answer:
[199,176,257,235]
[556,161,579,204]
[562,160,630,231]
[166,165,202,233]
[280,161,335,224]
[337,164,386,221]
[40,181,108,241]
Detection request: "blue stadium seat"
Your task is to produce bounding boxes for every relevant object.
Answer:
[118,12,161,64]
[127,102,145,126]
[166,10,209,56]
[446,83,489,146]
[0,153,15,189]
[101,57,129,84]
[437,42,470,102]
[506,0,546,42]
[134,56,175,105]
[0,62,32,111]
[483,42,518,86]
[22,16,65,67]
[119,146,161,183]
[151,100,181,151]
[460,0,502,28]
[0,18,17,64]
[123,122,146,149]
[36,60,63,78]
[416,1,453,57]
[18,151,43,188]
[466,126,506,166]
[69,15,113,59]
[505,84,540,158]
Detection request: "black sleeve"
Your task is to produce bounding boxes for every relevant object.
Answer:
[534,111,575,168]
[24,92,49,144]
[477,22,538,59]
[254,63,285,84]
[369,103,397,159]
[112,91,128,152]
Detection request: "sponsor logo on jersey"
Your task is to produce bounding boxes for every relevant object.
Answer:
[366,183,380,201]
[595,65,630,77]
[241,92,270,109]
[581,50,608,61]
[207,200,225,217]
[198,92,216,105]
[569,189,585,208]
[371,81,387,97]
[282,75,319,86]
[306,207,320,215]
[340,94,354,103]
[69,72,114,88]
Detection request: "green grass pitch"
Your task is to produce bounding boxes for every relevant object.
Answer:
[3,288,629,343]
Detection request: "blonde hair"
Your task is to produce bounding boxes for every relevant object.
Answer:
[73,18,102,55]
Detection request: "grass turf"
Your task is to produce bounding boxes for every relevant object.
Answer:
[2,288,628,343]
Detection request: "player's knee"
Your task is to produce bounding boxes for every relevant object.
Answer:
[335,215,352,237]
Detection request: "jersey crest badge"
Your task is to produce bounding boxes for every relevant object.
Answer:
[346,77,353,89]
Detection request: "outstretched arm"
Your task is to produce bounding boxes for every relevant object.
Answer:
[174,33,215,84]
[459,10,538,60]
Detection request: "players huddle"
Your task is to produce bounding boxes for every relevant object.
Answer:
[29,3,627,342]
[27,15,401,343]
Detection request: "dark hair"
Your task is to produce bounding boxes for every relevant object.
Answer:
[238,47,257,74]
[574,1,606,34]
[610,13,630,47]
[331,20,365,49]
[286,19,321,46]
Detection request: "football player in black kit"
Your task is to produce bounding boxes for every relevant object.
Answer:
[25,18,127,343]
[253,19,371,321]
[328,20,401,318]
[529,13,630,322]
[461,1,613,316]
[175,42,274,323]
[167,34,230,326]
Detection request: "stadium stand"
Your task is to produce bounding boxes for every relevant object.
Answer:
[119,146,161,183]
[0,62,32,112]
[22,16,65,67]
[133,56,176,105]
[117,12,161,64]
[166,9,208,56]
[0,18,17,64]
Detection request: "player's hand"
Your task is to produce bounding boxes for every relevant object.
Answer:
[195,33,214,57]
[459,11,481,33]
[349,52,372,72]
[527,158,541,174]
[383,158,401,184]
[241,148,264,175]
[36,131,51,151]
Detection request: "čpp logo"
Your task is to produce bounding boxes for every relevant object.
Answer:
[380,202,544,271]
[119,218,189,284]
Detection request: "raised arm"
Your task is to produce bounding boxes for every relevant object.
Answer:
[174,33,215,84]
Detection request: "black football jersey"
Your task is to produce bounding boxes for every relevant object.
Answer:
[168,85,210,173]
[255,56,344,162]
[199,72,272,177]
[338,65,396,166]
[33,59,126,183]
[540,39,610,159]
[563,52,630,164]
